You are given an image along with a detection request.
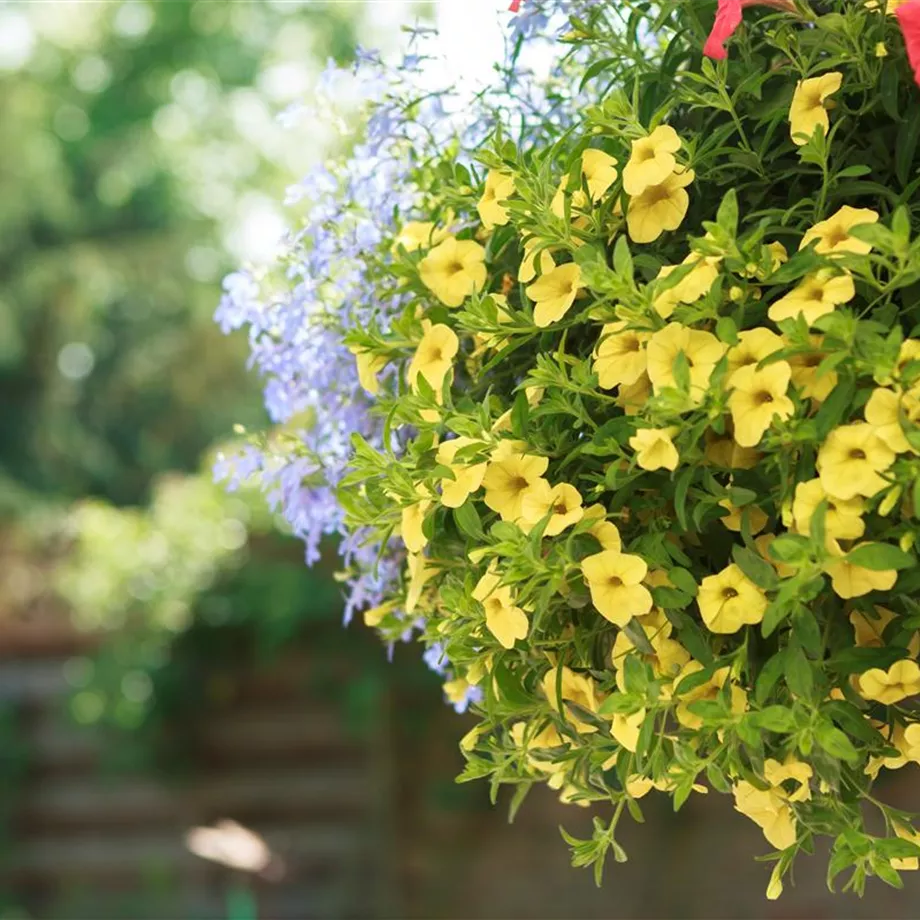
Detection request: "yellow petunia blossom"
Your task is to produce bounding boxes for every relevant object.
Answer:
[526,263,583,327]
[733,782,797,850]
[616,374,653,415]
[825,543,898,599]
[551,150,618,217]
[725,327,783,385]
[349,347,388,396]
[764,757,813,803]
[477,169,515,229]
[408,321,459,396]
[400,499,431,553]
[622,125,682,196]
[583,504,623,551]
[718,499,768,534]
[626,168,695,244]
[653,253,721,319]
[789,71,842,145]
[858,660,920,704]
[443,677,474,708]
[481,448,549,522]
[419,236,487,307]
[392,220,448,253]
[891,823,920,872]
[518,236,555,283]
[728,361,795,447]
[473,565,529,649]
[520,481,584,536]
[674,663,747,729]
[787,336,838,402]
[800,205,879,257]
[850,605,897,649]
[698,564,767,634]
[793,478,865,540]
[405,552,437,614]
[817,423,895,500]
[435,437,487,508]
[629,427,679,471]
[646,323,724,403]
[768,270,855,326]
[865,387,919,454]
[611,708,646,753]
[705,429,761,469]
[581,550,653,626]
[542,666,600,734]
[364,600,397,628]
[594,322,649,390]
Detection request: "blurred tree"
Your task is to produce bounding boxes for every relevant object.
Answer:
[0,0,362,508]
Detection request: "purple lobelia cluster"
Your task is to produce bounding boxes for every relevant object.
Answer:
[214,6,590,709]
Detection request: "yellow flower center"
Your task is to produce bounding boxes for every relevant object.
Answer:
[554,501,569,514]
[510,476,529,492]
[722,586,739,600]
[607,575,624,588]
[803,90,824,112]
[754,390,774,406]
[447,260,465,275]
[645,185,672,205]
[824,226,850,248]
[635,146,656,163]
[849,448,867,461]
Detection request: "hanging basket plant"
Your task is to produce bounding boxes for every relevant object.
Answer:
[218,0,920,898]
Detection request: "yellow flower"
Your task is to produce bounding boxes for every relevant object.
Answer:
[622,125,682,196]
[393,221,448,254]
[400,499,431,553]
[436,437,487,508]
[698,564,767,634]
[405,552,437,613]
[764,757,813,803]
[551,150,618,217]
[728,361,795,447]
[444,677,474,708]
[755,535,798,579]
[581,550,653,626]
[349,347,388,395]
[674,663,746,728]
[582,504,623,551]
[481,448,549,522]
[800,205,879,257]
[363,600,397,628]
[477,169,516,229]
[629,427,679,471]
[787,336,838,402]
[792,478,865,540]
[789,71,842,145]
[526,263,583,327]
[611,708,646,752]
[520,481,584,536]
[858,660,920,704]
[419,236,487,306]
[473,565,529,649]
[653,253,721,319]
[768,270,855,326]
[705,430,761,469]
[408,321,459,396]
[542,666,600,734]
[725,328,783,386]
[627,168,695,243]
[594,322,649,390]
[817,423,895,500]
[718,499,768,534]
[850,605,897,648]
[865,387,918,454]
[518,237,555,283]
[891,823,920,872]
[581,149,619,201]
[733,782,797,850]
[825,544,898,599]
[616,374,653,415]
[646,323,724,403]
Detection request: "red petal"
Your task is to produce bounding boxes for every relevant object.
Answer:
[509,0,522,11]
[896,0,920,87]
[703,0,743,60]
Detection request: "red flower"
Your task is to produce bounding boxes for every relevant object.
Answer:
[896,0,920,86]
[509,0,522,11]
[703,0,795,60]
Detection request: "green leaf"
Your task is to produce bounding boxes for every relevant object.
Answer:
[791,608,822,658]
[786,644,814,700]
[732,545,778,591]
[845,542,915,572]
[667,567,698,597]
[813,375,856,440]
[674,467,693,531]
[767,533,811,564]
[761,597,794,638]
[716,188,739,236]
[492,660,532,707]
[826,645,908,675]
[815,718,859,763]
[511,389,530,440]
[755,650,787,705]
[454,501,485,540]
[716,315,738,346]
[750,705,796,733]
[613,235,633,278]
[651,586,692,609]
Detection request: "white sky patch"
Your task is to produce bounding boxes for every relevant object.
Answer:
[0,10,35,71]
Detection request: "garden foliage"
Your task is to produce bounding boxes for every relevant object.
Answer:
[221,0,920,896]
